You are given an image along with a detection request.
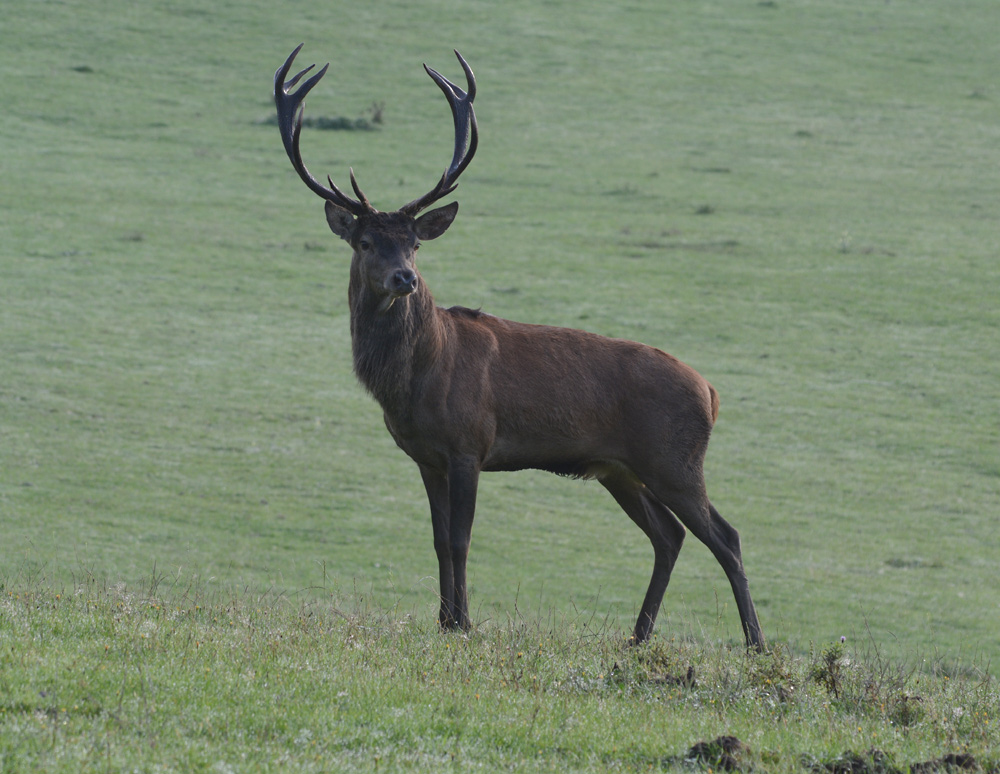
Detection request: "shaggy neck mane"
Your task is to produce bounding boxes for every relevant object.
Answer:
[348,266,442,415]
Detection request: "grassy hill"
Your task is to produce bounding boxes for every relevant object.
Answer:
[2,578,997,772]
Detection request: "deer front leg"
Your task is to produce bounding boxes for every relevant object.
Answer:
[419,465,457,629]
[447,455,480,631]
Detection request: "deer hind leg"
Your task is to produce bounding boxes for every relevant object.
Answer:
[599,469,686,644]
[643,480,765,651]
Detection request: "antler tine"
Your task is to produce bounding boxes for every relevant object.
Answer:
[274,45,374,215]
[400,50,479,216]
[427,50,479,181]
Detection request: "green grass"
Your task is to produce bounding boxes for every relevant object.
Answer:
[2,0,1000,766]
[1,577,997,772]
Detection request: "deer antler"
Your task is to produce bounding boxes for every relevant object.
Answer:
[273,44,375,216]
[400,51,479,217]
[274,46,477,217]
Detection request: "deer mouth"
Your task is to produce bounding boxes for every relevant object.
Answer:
[376,275,418,313]
[378,288,415,313]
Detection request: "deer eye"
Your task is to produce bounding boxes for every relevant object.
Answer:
[413,242,421,252]
[358,239,372,252]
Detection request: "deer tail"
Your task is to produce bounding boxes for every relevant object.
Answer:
[708,382,720,425]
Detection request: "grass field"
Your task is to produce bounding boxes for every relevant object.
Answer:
[2,578,998,772]
[2,0,999,768]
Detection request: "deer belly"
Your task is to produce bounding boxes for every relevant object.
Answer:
[483,408,626,475]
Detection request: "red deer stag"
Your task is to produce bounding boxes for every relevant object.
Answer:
[273,45,764,649]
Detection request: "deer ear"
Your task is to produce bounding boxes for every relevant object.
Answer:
[414,202,458,241]
[325,201,356,241]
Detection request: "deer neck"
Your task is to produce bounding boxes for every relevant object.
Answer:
[348,270,443,414]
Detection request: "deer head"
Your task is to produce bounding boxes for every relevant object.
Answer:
[273,45,477,307]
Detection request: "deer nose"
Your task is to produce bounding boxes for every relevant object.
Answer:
[388,268,418,296]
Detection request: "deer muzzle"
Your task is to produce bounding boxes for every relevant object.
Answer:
[386,268,419,297]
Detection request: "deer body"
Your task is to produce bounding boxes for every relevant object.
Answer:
[275,46,765,648]
[369,300,716,482]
